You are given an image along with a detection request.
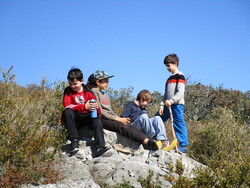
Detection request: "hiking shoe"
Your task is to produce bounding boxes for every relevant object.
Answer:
[155,141,163,150]
[178,146,188,154]
[148,140,162,150]
[70,139,79,153]
[96,147,110,157]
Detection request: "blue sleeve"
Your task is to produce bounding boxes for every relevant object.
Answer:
[120,102,132,118]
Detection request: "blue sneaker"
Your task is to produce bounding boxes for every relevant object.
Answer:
[178,146,188,155]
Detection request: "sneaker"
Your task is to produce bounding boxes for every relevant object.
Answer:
[177,146,188,154]
[96,147,110,157]
[162,139,178,152]
[148,140,162,150]
[155,141,163,150]
[70,139,79,153]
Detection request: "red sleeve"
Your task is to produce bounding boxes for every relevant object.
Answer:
[63,90,73,108]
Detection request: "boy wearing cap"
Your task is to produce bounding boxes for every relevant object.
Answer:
[62,68,109,156]
[87,70,163,151]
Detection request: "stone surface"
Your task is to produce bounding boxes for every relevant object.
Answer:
[21,128,205,188]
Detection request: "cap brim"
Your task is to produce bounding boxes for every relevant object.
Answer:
[98,75,114,80]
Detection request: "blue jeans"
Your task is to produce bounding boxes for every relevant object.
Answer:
[158,104,188,147]
[131,113,168,141]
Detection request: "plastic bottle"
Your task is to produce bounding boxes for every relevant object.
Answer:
[89,99,97,118]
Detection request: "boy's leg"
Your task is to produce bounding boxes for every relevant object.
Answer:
[131,114,156,138]
[171,104,188,147]
[77,114,109,157]
[89,117,106,148]
[63,108,80,140]
[102,118,148,144]
[149,116,168,141]
[77,112,106,148]
[155,107,170,123]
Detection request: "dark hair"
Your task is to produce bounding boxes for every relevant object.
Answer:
[67,68,83,82]
[86,74,97,88]
[164,54,179,66]
[136,90,153,103]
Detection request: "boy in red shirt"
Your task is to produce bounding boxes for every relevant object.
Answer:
[62,68,109,156]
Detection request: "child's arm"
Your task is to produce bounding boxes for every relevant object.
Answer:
[115,117,130,125]
[63,90,100,113]
[63,87,73,108]
[63,93,78,109]
[159,83,168,115]
[92,90,119,120]
[160,89,167,107]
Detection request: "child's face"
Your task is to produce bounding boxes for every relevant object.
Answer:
[68,79,83,93]
[165,62,177,73]
[97,78,109,90]
[138,100,151,108]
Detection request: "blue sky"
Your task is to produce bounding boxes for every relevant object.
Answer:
[1,0,249,95]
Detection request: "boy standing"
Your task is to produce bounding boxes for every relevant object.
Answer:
[121,90,177,150]
[158,54,189,154]
[62,68,109,156]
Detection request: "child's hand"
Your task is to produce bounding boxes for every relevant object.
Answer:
[65,104,78,109]
[159,106,164,116]
[86,100,98,111]
[164,100,172,107]
[116,117,131,125]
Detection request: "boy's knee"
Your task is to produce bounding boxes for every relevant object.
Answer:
[140,113,149,120]
[154,116,162,121]
[91,117,103,128]
[63,108,74,116]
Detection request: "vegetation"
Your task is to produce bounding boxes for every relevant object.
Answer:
[0,66,249,187]
[0,67,67,187]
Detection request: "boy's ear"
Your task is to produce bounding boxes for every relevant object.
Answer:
[81,79,84,83]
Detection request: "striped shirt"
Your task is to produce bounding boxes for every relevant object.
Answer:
[160,71,186,106]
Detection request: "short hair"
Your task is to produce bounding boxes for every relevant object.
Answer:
[136,90,153,103]
[86,73,96,88]
[164,54,179,66]
[67,68,83,82]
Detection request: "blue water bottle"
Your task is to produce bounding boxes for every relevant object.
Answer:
[89,99,97,118]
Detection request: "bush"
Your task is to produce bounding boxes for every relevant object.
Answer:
[0,67,66,187]
[185,83,250,123]
[188,107,250,187]
[107,86,135,115]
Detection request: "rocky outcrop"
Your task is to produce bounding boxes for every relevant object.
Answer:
[22,128,205,188]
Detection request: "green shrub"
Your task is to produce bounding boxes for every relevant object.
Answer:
[107,86,135,115]
[0,67,66,187]
[185,83,250,123]
[137,170,162,188]
[188,107,250,187]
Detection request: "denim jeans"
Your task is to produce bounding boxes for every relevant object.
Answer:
[131,113,168,141]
